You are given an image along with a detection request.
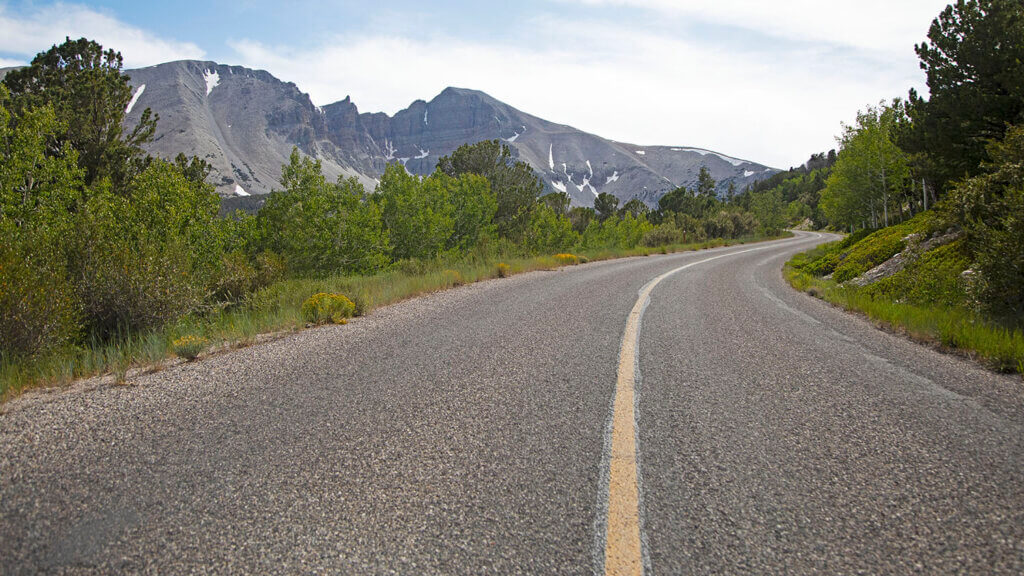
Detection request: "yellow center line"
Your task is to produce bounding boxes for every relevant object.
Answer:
[603,242,792,576]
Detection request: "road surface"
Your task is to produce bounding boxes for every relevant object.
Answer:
[2,232,1022,574]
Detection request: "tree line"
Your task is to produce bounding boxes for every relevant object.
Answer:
[816,0,1024,318]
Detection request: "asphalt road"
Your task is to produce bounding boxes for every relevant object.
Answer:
[2,232,1022,574]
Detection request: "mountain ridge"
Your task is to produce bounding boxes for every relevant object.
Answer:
[118,60,780,206]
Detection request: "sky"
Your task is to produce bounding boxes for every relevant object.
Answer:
[0,0,953,169]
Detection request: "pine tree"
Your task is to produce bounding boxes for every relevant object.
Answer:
[3,37,157,191]
[436,140,543,239]
[697,166,716,196]
[594,192,620,221]
[900,0,1024,192]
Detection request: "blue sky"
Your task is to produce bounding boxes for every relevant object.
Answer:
[0,1,953,168]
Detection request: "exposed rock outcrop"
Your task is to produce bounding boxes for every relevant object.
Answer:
[848,229,962,287]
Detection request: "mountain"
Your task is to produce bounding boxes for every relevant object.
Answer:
[122,60,778,206]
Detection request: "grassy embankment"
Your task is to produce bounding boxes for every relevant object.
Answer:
[785,215,1024,375]
[1,234,788,401]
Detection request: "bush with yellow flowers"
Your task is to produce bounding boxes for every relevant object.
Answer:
[172,335,208,361]
[554,253,579,266]
[301,293,356,325]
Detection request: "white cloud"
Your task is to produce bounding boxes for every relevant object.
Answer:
[562,0,950,56]
[0,3,204,68]
[229,11,928,169]
[0,1,944,169]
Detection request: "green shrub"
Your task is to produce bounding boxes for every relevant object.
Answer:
[375,163,454,261]
[257,150,389,275]
[69,161,222,339]
[254,251,287,288]
[0,233,81,358]
[72,226,208,338]
[705,211,737,239]
[525,204,579,254]
[789,228,881,278]
[172,335,207,361]
[214,251,258,302]
[300,293,356,325]
[838,227,873,249]
[673,213,708,243]
[805,251,843,276]
[213,250,287,303]
[642,222,683,247]
[950,127,1024,320]
[970,186,1024,320]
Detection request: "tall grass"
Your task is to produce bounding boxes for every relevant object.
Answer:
[784,265,1024,375]
[1,233,788,400]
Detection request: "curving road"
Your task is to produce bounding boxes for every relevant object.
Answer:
[2,232,1022,574]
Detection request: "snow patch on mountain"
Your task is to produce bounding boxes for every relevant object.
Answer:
[415,148,429,159]
[606,171,619,184]
[423,108,428,125]
[504,131,520,143]
[681,147,745,167]
[559,162,597,196]
[204,69,219,96]
[548,144,554,171]
[551,180,568,193]
[577,176,597,196]
[234,184,249,197]
[125,84,145,114]
[744,170,756,177]
[635,150,646,155]
[382,139,397,161]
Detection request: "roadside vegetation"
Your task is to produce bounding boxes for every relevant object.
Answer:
[785,0,1024,376]
[6,3,1020,398]
[787,216,1024,374]
[0,38,790,400]
[0,233,775,398]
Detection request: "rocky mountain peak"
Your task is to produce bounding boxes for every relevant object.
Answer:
[121,60,779,206]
